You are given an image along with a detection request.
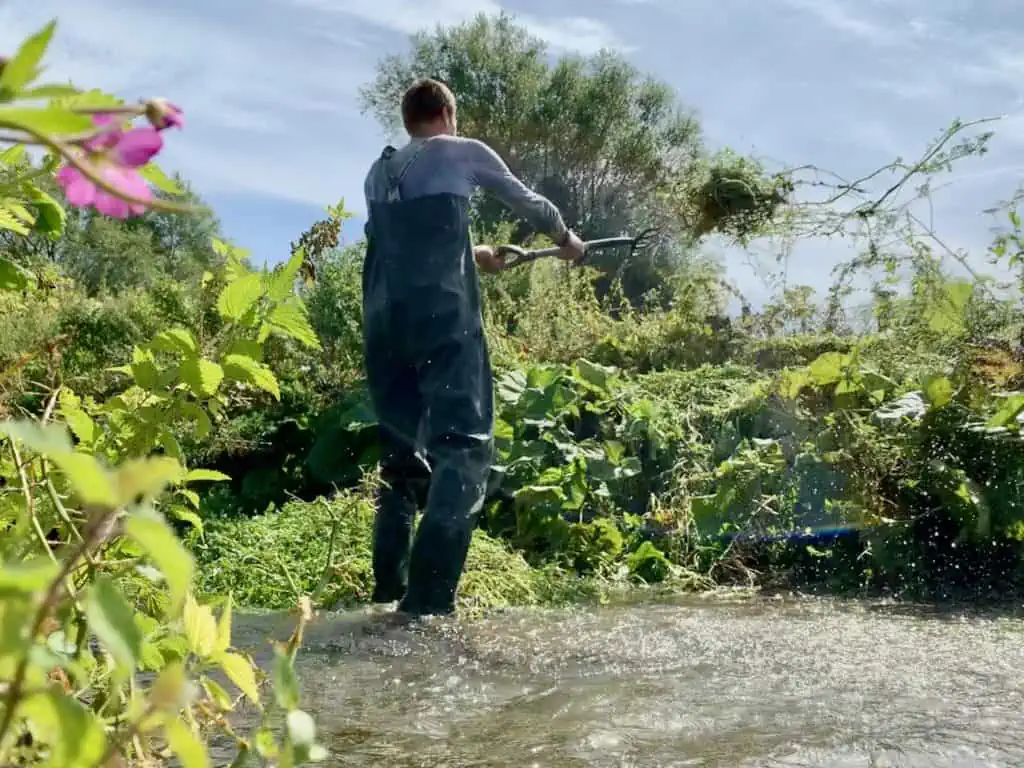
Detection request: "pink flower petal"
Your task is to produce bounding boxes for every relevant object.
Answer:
[84,130,121,152]
[55,165,78,186]
[112,127,163,168]
[58,169,97,208]
[94,191,130,218]
[82,113,126,151]
[108,166,151,201]
[96,165,152,218]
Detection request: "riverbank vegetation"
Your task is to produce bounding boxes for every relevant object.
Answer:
[2,12,1024,764]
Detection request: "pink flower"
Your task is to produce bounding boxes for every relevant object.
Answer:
[56,126,165,219]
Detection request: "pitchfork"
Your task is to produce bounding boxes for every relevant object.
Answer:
[494,227,658,269]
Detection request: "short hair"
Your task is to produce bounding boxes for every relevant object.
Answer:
[401,78,456,133]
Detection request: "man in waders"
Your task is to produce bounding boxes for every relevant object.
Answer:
[362,78,584,618]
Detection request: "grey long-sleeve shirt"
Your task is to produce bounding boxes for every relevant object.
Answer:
[363,135,568,242]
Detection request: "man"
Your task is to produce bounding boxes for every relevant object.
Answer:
[362,77,584,618]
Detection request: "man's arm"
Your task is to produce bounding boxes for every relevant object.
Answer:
[461,138,570,243]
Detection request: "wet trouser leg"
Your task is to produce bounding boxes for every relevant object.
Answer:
[399,331,494,617]
[366,354,430,603]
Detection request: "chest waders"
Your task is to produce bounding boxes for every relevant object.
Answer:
[362,145,495,617]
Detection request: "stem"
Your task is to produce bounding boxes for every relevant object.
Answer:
[45,471,84,543]
[94,702,156,768]
[0,508,114,753]
[8,442,51,559]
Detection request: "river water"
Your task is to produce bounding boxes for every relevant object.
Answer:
[232,594,1024,766]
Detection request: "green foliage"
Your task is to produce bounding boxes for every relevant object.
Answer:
[0,223,328,763]
[190,487,584,612]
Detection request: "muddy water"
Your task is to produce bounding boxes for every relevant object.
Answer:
[232,595,1024,766]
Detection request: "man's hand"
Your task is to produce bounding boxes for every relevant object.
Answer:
[557,230,585,264]
[473,244,506,274]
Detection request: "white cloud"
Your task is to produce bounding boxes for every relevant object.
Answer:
[780,0,904,46]
[286,0,627,53]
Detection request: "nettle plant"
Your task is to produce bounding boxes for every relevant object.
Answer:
[0,20,328,767]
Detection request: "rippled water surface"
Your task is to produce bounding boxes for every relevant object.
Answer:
[232,595,1024,766]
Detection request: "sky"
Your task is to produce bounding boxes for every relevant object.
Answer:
[1,0,1023,306]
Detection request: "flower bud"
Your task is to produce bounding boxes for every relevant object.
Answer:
[145,98,184,130]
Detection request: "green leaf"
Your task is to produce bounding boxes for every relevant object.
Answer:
[266,299,320,349]
[159,429,183,461]
[25,186,65,237]
[779,369,810,399]
[216,593,233,654]
[924,280,973,336]
[0,106,94,134]
[574,358,616,392]
[217,651,261,707]
[202,676,234,710]
[180,402,213,439]
[0,144,26,163]
[0,420,117,505]
[84,576,142,671]
[114,456,183,506]
[20,689,107,768]
[807,352,849,386]
[55,452,116,507]
[0,208,30,236]
[0,419,70,456]
[58,389,95,445]
[0,20,56,94]
[273,646,300,710]
[152,327,198,357]
[923,375,954,408]
[180,488,201,508]
[0,255,35,290]
[131,359,160,391]
[987,393,1024,429]
[227,338,264,362]
[139,640,165,671]
[165,718,211,768]
[217,272,265,321]
[180,357,224,398]
[222,354,280,400]
[1,198,35,226]
[268,247,305,301]
[50,87,122,111]
[183,593,218,658]
[21,83,79,100]
[186,468,231,483]
[140,163,184,196]
[0,557,59,593]
[125,513,195,615]
[168,505,203,533]
[254,728,278,759]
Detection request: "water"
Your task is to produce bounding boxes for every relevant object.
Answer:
[232,595,1024,766]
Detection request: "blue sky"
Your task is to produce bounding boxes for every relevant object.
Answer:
[2,0,1022,305]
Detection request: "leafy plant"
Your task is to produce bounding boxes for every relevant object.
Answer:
[0,20,327,767]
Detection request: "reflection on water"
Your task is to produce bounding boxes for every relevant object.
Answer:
[232,595,1024,766]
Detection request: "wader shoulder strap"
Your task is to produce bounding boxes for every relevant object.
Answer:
[380,140,431,202]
